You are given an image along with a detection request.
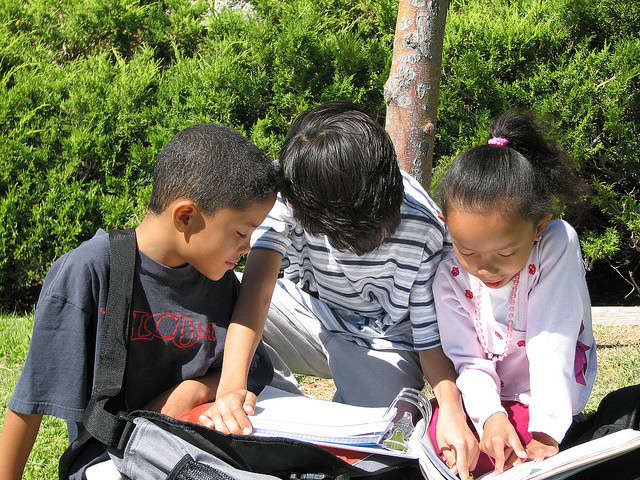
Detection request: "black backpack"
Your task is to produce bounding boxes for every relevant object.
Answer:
[59,229,420,480]
[562,383,640,480]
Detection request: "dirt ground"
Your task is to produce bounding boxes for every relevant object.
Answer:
[592,324,640,346]
[298,325,640,400]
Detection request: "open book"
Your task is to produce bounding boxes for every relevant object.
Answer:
[180,387,640,480]
[474,429,640,480]
[410,423,640,480]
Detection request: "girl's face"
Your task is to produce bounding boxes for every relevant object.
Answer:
[442,208,551,289]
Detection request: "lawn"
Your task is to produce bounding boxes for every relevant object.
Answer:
[1,315,638,478]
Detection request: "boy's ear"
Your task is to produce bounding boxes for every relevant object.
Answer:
[172,200,198,233]
[535,213,553,241]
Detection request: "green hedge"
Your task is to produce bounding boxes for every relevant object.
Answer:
[0,0,638,309]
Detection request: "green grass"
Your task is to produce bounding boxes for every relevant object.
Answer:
[586,345,640,413]
[0,314,67,479]
[1,314,639,478]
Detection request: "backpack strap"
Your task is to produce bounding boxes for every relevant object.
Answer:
[82,228,137,452]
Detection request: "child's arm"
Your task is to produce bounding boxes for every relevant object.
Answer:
[480,412,528,473]
[419,348,480,480]
[432,264,515,477]
[409,249,480,479]
[526,222,594,445]
[0,410,42,480]
[144,370,221,418]
[433,264,509,421]
[199,248,283,434]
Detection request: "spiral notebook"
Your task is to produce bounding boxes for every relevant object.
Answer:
[249,385,431,452]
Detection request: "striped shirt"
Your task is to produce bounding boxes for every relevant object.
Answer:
[251,171,449,351]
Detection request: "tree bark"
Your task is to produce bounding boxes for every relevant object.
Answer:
[384,0,450,190]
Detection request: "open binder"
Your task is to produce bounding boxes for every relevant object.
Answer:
[249,386,431,453]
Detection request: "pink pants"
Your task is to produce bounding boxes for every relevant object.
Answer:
[427,400,533,476]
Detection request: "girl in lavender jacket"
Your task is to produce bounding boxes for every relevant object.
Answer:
[430,111,596,475]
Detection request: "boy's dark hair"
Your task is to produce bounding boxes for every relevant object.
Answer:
[279,102,404,255]
[439,110,584,222]
[148,124,278,214]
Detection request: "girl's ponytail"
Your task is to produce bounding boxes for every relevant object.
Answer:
[489,110,583,209]
[440,110,585,222]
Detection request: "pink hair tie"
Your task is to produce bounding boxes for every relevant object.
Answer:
[488,136,509,146]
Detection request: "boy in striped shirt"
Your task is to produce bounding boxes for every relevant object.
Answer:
[203,102,479,479]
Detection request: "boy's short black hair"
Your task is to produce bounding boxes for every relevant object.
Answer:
[279,102,404,255]
[148,124,278,214]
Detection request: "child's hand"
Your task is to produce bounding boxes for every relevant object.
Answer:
[526,432,559,461]
[480,412,527,473]
[436,403,480,480]
[198,389,257,435]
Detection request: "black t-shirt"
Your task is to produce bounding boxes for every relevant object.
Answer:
[9,228,272,440]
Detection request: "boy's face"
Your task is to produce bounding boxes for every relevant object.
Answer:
[182,194,276,281]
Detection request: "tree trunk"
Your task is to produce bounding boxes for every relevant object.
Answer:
[384,0,450,191]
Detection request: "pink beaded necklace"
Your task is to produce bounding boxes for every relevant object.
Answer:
[471,272,520,362]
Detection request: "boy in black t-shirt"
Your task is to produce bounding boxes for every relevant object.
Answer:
[0,124,278,479]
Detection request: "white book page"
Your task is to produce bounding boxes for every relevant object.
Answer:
[250,386,394,438]
[477,429,640,480]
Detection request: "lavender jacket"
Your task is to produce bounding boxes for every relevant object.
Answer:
[433,220,597,443]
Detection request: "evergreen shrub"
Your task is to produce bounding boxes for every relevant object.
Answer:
[0,0,638,308]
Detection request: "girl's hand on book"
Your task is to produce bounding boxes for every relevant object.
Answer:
[198,389,257,435]
[481,412,527,473]
[526,432,559,461]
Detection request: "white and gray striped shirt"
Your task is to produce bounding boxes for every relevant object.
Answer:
[251,172,449,351]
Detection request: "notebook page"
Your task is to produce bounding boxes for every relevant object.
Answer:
[250,386,395,439]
